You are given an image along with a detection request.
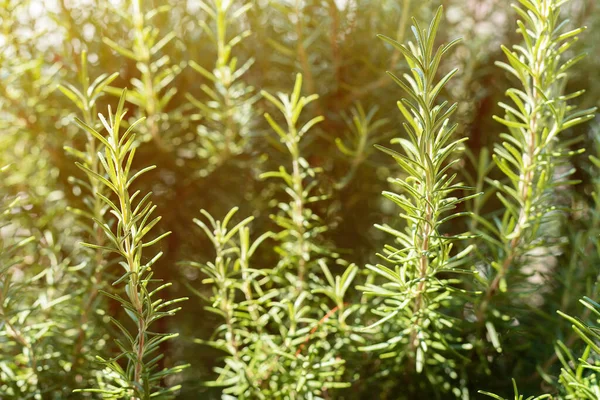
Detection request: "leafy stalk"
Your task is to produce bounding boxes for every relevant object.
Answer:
[477,0,597,321]
[187,0,256,174]
[103,0,181,147]
[359,6,476,374]
[72,91,187,399]
[192,76,355,397]
[260,73,327,292]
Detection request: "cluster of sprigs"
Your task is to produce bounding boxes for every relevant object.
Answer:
[187,0,257,175]
[191,208,353,398]
[482,106,600,400]
[475,0,600,398]
[190,74,358,398]
[260,73,360,388]
[70,91,187,398]
[190,208,273,397]
[358,6,477,381]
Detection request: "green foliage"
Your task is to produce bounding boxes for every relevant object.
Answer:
[260,73,328,290]
[187,0,256,174]
[358,7,477,386]
[71,91,188,398]
[335,103,391,189]
[2,0,600,399]
[190,76,358,398]
[59,50,119,389]
[102,0,182,148]
[477,0,597,316]
[192,208,348,398]
[0,166,37,397]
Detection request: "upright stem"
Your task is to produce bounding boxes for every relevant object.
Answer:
[406,32,438,354]
[288,124,308,291]
[115,146,147,398]
[240,241,262,333]
[130,267,146,397]
[477,3,547,321]
[216,0,227,68]
[217,241,239,358]
[214,1,237,164]
[410,173,434,350]
[218,11,234,162]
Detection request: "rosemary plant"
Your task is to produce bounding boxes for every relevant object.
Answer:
[476,0,597,336]
[191,207,350,398]
[71,91,187,398]
[187,0,256,175]
[0,5,89,395]
[260,73,328,292]
[358,6,477,379]
[260,73,356,395]
[477,114,600,399]
[3,1,600,398]
[103,0,182,148]
[189,208,271,397]
[189,75,357,398]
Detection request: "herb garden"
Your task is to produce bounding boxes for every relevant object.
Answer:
[1,0,600,399]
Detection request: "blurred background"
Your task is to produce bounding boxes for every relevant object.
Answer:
[1,0,599,398]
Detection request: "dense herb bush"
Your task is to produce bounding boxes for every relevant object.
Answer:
[1,0,600,399]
